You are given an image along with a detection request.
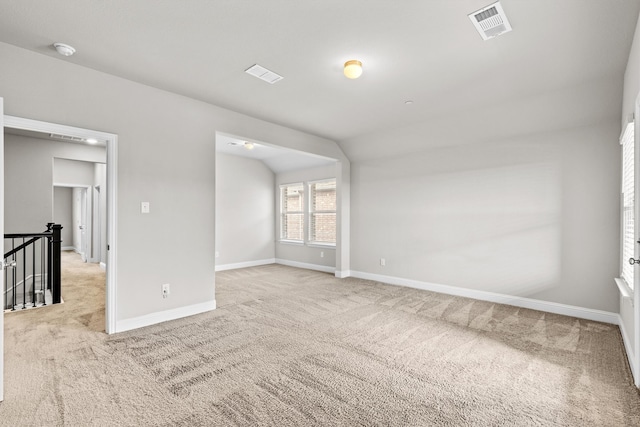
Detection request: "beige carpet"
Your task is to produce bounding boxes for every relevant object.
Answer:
[1,252,639,426]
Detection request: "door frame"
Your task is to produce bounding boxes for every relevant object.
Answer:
[54,184,93,260]
[1,99,5,401]
[634,98,640,388]
[80,187,87,262]
[3,115,118,334]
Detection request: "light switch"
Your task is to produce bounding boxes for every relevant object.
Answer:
[141,202,150,214]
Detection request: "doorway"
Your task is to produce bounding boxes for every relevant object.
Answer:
[3,115,118,334]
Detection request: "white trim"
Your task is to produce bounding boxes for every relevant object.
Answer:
[106,133,117,334]
[53,183,92,189]
[115,300,216,333]
[278,240,304,246]
[619,313,637,381]
[349,270,619,324]
[307,243,336,249]
[4,116,115,142]
[615,277,634,302]
[275,258,335,274]
[4,115,118,335]
[335,270,351,279]
[215,258,275,272]
[308,178,337,246]
[61,246,75,251]
[0,100,4,402]
[99,262,106,270]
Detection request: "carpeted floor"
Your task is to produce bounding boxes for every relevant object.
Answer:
[0,252,639,426]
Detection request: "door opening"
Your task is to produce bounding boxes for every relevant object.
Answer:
[3,115,118,336]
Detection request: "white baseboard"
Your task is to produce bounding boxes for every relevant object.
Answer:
[275,258,335,274]
[349,270,618,325]
[215,258,275,272]
[335,270,351,278]
[618,314,637,383]
[115,300,216,333]
[99,262,106,270]
[61,246,75,251]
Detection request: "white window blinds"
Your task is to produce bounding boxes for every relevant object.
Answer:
[621,121,635,289]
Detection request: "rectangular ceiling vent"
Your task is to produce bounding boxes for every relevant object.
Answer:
[49,133,85,142]
[468,1,512,41]
[245,64,283,84]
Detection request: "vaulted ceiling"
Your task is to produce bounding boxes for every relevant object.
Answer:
[1,1,639,159]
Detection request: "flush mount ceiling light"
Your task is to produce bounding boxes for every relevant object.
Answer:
[244,142,255,150]
[344,60,363,79]
[53,42,76,56]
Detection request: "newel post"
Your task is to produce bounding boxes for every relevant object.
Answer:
[50,223,62,304]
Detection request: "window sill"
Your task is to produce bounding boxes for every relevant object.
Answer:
[307,243,336,249]
[278,240,304,246]
[615,277,634,301]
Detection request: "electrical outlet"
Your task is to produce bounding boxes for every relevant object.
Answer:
[380,258,386,266]
[162,283,170,298]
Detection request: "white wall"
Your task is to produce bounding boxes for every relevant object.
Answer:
[53,186,73,247]
[275,164,337,270]
[53,157,98,186]
[215,153,275,268]
[349,123,620,312]
[4,134,105,234]
[0,41,348,327]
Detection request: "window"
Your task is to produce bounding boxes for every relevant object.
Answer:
[280,183,304,241]
[309,179,336,245]
[621,121,635,289]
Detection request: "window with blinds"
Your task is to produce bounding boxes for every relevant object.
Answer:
[309,179,336,245]
[621,121,635,289]
[280,183,304,241]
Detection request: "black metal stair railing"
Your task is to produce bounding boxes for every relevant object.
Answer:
[3,223,62,311]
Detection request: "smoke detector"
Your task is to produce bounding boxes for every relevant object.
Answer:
[53,42,76,56]
[468,2,512,41]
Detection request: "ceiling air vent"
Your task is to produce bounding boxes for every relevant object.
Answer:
[468,1,512,41]
[49,133,85,143]
[245,64,283,84]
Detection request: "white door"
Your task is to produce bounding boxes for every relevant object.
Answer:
[0,97,5,401]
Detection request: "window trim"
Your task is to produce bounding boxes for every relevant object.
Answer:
[308,178,337,247]
[278,178,337,247]
[279,182,304,243]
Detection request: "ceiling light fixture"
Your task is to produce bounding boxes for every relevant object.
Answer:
[53,42,76,57]
[86,138,98,144]
[344,60,363,79]
[244,142,255,150]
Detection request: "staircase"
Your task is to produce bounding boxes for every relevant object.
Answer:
[3,223,62,311]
